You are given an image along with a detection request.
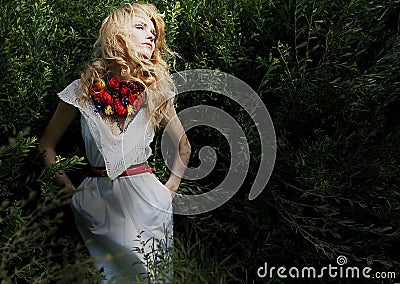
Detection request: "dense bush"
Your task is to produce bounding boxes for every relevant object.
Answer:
[0,0,399,283]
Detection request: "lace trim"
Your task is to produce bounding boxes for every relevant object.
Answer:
[57,79,155,179]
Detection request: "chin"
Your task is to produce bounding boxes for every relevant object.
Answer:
[138,51,152,60]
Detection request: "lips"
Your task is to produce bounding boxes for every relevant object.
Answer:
[143,42,153,49]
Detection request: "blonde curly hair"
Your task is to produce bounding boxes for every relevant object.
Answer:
[79,2,175,130]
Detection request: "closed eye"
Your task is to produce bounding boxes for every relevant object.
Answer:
[135,23,144,30]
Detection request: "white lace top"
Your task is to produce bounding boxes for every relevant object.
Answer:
[58,79,155,180]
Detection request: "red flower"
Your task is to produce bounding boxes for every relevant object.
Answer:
[109,77,120,90]
[90,83,103,100]
[120,85,130,96]
[91,84,103,93]
[114,99,127,115]
[128,94,136,104]
[100,90,112,104]
[92,91,101,101]
[133,95,143,111]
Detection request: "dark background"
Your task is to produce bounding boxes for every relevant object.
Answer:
[0,0,399,283]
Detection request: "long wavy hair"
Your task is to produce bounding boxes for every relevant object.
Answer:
[79,2,175,130]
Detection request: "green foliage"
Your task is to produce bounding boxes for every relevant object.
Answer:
[0,0,399,283]
[0,130,99,283]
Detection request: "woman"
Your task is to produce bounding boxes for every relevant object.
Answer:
[39,3,191,283]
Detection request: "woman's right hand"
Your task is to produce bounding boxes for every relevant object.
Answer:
[39,101,78,188]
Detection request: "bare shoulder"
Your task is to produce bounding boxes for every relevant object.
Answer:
[58,100,79,116]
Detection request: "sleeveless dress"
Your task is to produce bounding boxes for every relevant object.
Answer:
[58,80,174,283]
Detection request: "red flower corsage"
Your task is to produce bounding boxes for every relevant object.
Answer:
[89,76,145,116]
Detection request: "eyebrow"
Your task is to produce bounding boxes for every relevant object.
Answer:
[135,20,147,26]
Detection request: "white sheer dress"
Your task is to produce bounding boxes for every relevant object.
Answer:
[58,80,173,283]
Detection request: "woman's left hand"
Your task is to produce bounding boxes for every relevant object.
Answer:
[164,175,180,198]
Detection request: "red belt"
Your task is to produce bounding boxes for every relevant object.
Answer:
[88,163,154,177]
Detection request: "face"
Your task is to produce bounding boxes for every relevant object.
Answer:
[129,14,156,59]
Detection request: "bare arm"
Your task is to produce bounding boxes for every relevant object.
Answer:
[160,105,191,194]
[38,100,79,190]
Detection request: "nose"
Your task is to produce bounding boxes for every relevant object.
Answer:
[148,31,156,42]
